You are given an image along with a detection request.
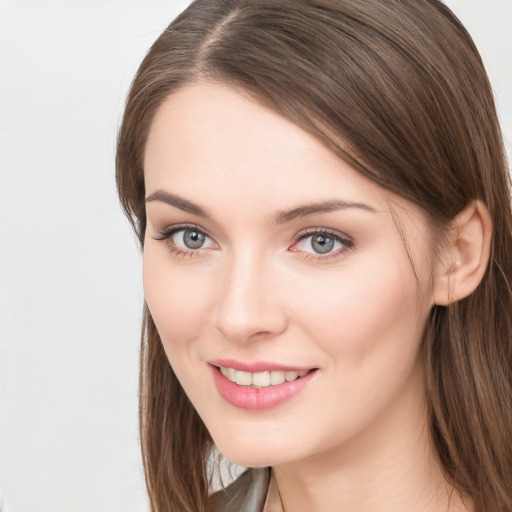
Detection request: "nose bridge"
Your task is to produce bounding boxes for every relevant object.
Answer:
[215,245,286,342]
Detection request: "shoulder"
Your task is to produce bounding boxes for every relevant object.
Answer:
[209,467,271,512]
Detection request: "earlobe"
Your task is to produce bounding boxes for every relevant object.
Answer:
[433,201,492,306]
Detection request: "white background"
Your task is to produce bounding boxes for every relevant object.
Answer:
[0,1,510,511]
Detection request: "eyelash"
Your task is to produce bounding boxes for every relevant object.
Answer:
[290,228,354,261]
[153,223,215,258]
[153,224,354,260]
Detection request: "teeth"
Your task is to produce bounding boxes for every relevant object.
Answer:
[235,371,252,386]
[220,367,236,381]
[270,371,286,385]
[285,371,299,381]
[220,367,310,387]
[252,371,271,387]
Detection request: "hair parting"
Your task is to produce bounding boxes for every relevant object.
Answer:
[116,1,512,510]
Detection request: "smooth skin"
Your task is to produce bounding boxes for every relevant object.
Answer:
[143,82,490,512]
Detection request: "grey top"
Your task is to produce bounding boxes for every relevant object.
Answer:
[210,468,271,512]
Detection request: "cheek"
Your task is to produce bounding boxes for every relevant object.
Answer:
[288,254,430,366]
[276,258,432,451]
[142,248,215,356]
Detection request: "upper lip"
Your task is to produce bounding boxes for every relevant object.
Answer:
[209,359,315,373]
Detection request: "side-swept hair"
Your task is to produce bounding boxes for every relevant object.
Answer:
[116,1,512,510]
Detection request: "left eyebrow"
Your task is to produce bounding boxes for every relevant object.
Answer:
[273,200,376,224]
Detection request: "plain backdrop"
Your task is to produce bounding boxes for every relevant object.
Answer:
[0,1,510,511]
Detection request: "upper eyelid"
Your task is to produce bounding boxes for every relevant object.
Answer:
[293,227,353,242]
[155,225,350,237]
[154,223,211,239]
[153,223,353,250]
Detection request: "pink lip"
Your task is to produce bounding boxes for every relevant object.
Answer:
[210,364,317,411]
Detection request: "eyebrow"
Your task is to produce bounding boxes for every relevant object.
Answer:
[145,189,376,223]
[273,200,377,224]
[145,190,209,217]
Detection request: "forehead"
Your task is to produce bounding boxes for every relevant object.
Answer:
[144,82,395,214]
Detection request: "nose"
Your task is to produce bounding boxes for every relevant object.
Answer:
[214,250,288,342]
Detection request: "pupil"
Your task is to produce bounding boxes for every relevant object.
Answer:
[183,230,205,249]
[312,235,334,254]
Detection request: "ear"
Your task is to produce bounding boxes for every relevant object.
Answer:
[433,201,492,306]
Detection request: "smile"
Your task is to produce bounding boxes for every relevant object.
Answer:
[211,364,318,410]
[220,367,310,387]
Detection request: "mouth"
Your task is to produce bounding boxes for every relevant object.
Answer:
[210,363,318,410]
[217,366,312,388]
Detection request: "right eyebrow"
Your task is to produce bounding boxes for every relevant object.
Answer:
[145,190,209,217]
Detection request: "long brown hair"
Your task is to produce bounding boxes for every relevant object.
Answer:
[116,1,512,510]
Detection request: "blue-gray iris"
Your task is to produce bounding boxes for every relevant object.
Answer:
[311,235,334,254]
[184,230,206,249]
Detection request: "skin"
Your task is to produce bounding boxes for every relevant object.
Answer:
[143,82,471,511]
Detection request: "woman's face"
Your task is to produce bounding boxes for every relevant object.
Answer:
[143,82,436,467]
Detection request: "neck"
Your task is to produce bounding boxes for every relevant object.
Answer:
[271,368,472,512]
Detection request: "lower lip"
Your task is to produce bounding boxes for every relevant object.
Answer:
[211,366,317,410]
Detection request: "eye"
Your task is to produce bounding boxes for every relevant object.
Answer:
[290,229,353,257]
[154,225,217,255]
[178,229,208,249]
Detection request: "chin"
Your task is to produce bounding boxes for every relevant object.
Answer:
[218,447,283,468]
[212,430,295,468]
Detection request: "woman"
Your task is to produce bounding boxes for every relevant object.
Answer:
[116,0,512,511]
